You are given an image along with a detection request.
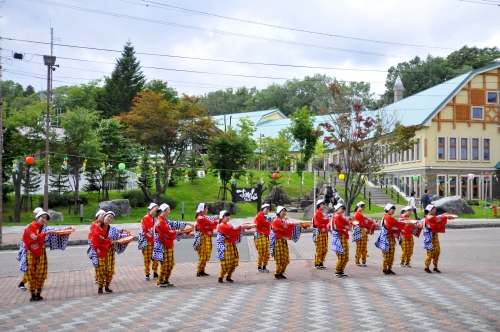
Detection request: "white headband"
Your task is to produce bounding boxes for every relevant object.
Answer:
[196,203,206,213]
[158,203,170,211]
[148,203,158,210]
[95,209,106,218]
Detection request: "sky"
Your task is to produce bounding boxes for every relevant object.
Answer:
[1,0,500,100]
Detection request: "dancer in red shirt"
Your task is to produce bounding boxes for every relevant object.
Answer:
[139,203,160,280]
[313,199,329,269]
[330,203,353,277]
[253,204,272,273]
[352,201,376,267]
[423,204,451,273]
[378,203,405,275]
[194,203,218,277]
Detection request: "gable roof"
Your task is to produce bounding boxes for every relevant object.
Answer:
[379,62,500,126]
[211,109,287,129]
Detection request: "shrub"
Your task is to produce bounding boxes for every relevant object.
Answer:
[122,190,149,208]
[160,195,178,210]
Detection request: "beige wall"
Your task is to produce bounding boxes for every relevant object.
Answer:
[259,112,286,123]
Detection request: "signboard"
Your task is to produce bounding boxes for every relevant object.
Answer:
[231,184,263,213]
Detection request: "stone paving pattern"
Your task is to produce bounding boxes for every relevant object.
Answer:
[0,229,499,331]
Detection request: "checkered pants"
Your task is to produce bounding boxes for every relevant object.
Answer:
[335,235,349,274]
[158,247,175,284]
[21,274,27,284]
[219,239,239,278]
[382,236,396,271]
[142,242,159,276]
[274,239,290,275]
[400,236,414,265]
[25,247,48,294]
[96,246,115,288]
[314,232,328,265]
[425,233,440,269]
[254,234,270,267]
[355,228,368,264]
[197,234,212,273]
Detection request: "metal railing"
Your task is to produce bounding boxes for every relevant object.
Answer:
[377,178,401,204]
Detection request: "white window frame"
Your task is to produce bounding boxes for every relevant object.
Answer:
[471,106,484,120]
[460,137,468,161]
[415,137,421,161]
[437,136,446,161]
[448,136,458,161]
[482,138,491,162]
[486,91,499,104]
[448,174,459,197]
[470,137,480,162]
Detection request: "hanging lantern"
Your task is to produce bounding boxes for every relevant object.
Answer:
[245,172,249,184]
[136,166,142,179]
[101,162,106,175]
[339,173,345,180]
[217,171,221,183]
[118,163,126,171]
[12,159,18,173]
[197,170,205,178]
[412,175,419,181]
[467,173,474,180]
[260,173,264,184]
[167,168,172,181]
[151,168,157,180]
[272,172,279,179]
[231,173,236,184]
[81,159,87,173]
[61,157,69,171]
[184,169,189,182]
[301,172,304,185]
[286,173,291,185]
[26,156,35,165]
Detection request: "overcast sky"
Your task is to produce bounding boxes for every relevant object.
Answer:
[1,0,500,99]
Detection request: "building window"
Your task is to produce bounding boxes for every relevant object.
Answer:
[438,137,445,160]
[472,138,479,161]
[449,137,457,160]
[471,107,483,120]
[405,149,409,162]
[483,139,490,161]
[416,138,421,160]
[460,138,468,160]
[487,91,498,104]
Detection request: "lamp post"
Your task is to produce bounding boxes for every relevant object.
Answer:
[43,55,56,211]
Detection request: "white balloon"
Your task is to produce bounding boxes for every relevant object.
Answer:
[197,170,205,178]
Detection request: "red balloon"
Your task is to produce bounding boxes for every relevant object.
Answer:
[272,173,279,179]
[26,156,35,165]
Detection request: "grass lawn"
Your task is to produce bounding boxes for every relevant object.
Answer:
[1,171,386,226]
[453,205,500,219]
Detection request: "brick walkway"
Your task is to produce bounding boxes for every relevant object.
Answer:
[1,229,500,331]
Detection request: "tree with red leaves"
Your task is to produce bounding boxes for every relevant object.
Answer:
[319,83,421,215]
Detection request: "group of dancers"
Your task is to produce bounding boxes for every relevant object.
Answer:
[17,199,452,301]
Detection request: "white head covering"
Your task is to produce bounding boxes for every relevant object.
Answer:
[261,204,271,211]
[425,204,436,211]
[219,210,230,219]
[384,203,396,211]
[35,211,50,220]
[147,203,158,210]
[158,203,170,212]
[33,207,43,214]
[356,201,366,207]
[196,203,206,213]
[105,211,115,217]
[402,206,412,212]
[334,203,345,211]
[276,206,286,214]
[316,199,325,207]
[95,209,106,218]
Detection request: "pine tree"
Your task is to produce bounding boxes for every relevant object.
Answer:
[99,41,146,118]
[22,165,42,194]
[49,169,71,194]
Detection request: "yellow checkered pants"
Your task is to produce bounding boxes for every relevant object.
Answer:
[219,239,239,278]
[21,274,27,284]
[314,232,328,265]
[382,236,396,271]
[335,235,349,274]
[197,234,212,273]
[142,242,159,276]
[425,233,440,269]
[96,246,115,288]
[25,247,48,294]
[400,236,414,265]
[355,228,369,264]
[274,239,290,275]
[254,234,270,267]
[158,247,175,284]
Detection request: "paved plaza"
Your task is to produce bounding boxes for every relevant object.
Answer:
[0,228,499,331]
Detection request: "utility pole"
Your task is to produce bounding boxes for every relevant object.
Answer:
[0,36,3,244]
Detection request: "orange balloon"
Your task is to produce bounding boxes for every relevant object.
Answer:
[26,156,35,165]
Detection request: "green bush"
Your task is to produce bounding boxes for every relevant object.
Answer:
[122,190,148,208]
[38,192,89,208]
[160,195,178,210]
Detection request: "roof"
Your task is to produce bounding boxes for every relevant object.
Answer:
[379,62,500,126]
[495,161,500,169]
[211,109,287,129]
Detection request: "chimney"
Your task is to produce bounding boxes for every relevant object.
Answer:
[393,75,404,102]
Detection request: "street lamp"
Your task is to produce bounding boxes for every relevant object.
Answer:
[43,55,56,211]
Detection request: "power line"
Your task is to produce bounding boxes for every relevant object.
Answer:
[23,0,410,59]
[458,0,500,5]
[131,0,455,51]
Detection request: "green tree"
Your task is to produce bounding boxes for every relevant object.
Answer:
[289,106,320,173]
[59,107,103,214]
[207,118,257,200]
[24,85,35,97]
[99,41,146,118]
[258,130,292,171]
[447,46,500,70]
[52,80,103,114]
[143,79,179,103]
[22,164,42,211]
